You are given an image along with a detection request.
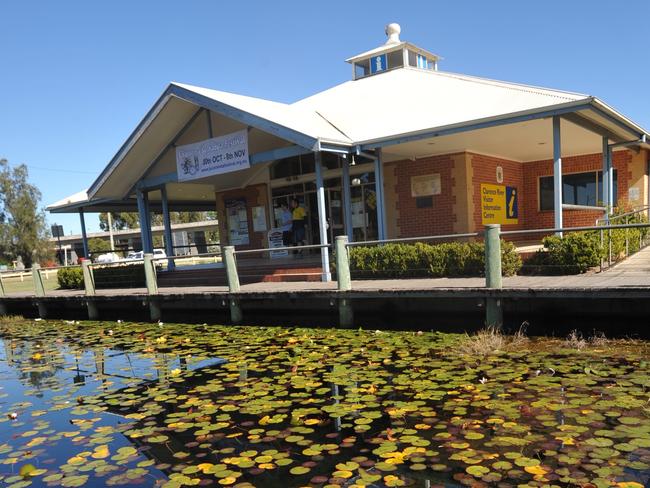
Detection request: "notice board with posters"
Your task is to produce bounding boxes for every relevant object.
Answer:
[481,184,518,225]
[225,198,250,246]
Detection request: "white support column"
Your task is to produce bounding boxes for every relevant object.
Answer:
[602,137,610,221]
[314,152,331,282]
[79,210,89,259]
[160,185,175,270]
[552,116,563,236]
[136,190,151,253]
[342,155,354,241]
[374,148,387,240]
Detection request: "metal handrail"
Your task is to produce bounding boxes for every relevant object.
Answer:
[152,251,221,262]
[347,232,479,247]
[596,205,650,224]
[235,243,331,255]
[501,222,650,236]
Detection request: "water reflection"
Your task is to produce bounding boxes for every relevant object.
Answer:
[0,319,648,488]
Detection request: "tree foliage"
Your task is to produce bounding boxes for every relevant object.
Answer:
[87,237,112,254]
[0,159,52,267]
[98,211,217,231]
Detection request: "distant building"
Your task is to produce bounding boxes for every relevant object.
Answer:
[48,220,218,263]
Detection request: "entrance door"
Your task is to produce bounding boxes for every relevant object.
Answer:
[350,184,378,242]
[307,188,343,246]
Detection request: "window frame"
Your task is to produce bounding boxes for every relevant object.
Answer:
[538,169,617,211]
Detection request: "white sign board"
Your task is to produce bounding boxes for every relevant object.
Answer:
[268,228,288,259]
[176,129,250,182]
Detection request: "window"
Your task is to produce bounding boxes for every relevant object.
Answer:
[386,50,404,69]
[270,153,343,179]
[407,50,435,70]
[539,170,617,211]
[354,59,370,79]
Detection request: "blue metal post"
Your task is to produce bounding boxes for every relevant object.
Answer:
[374,148,387,240]
[136,190,151,253]
[602,137,609,219]
[607,146,614,214]
[342,156,354,241]
[315,152,331,282]
[552,116,563,237]
[160,186,175,270]
[79,210,89,258]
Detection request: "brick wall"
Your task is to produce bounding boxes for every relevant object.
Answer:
[215,183,269,250]
[390,154,458,236]
[470,153,525,231]
[523,151,632,230]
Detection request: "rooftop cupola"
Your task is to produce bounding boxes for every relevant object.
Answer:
[346,23,441,80]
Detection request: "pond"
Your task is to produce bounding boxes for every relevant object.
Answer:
[0,318,648,488]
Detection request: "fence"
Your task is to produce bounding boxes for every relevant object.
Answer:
[4,222,650,326]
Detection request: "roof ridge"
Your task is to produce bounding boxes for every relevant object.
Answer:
[429,70,589,101]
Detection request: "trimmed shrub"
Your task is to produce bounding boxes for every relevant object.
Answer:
[57,267,84,289]
[347,240,521,279]
[523,232,602,275]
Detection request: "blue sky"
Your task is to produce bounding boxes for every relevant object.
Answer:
[1,0,649,235]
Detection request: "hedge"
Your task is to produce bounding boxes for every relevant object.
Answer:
[57,263,146,290]
[346,240,521,279]
[522,210,649,275]
[522,232,601,275]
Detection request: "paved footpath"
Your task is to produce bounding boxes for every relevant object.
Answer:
[6,247,650,299]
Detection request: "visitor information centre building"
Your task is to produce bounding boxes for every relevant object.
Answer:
[48,24,650,280]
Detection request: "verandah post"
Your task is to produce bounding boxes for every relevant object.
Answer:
[484,224,503,327]
[335,235,353,327]
[0,272,6,316]
[82,260,99,320]
[32,263,47,318]
[223,246,242,324]
[144,253,161,321]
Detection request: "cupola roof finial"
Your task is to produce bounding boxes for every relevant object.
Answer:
[385,23,401,45]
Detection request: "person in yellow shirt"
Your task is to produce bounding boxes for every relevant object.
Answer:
[291,198,307,250]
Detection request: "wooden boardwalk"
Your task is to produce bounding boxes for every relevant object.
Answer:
[4,246,650,299]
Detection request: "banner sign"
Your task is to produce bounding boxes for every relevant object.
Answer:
[176,129,250,182]
[481,184,518,225]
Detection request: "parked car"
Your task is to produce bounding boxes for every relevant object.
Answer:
[125,249,166,260]
[95,252,120,263]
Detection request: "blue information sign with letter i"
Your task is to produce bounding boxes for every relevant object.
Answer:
[371,54,387,74]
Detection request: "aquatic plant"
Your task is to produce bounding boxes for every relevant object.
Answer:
[0,319,648,488]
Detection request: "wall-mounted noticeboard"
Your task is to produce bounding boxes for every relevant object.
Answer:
[225,198,249,246]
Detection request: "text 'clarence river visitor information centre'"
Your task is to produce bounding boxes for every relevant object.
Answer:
[48,24,650,281]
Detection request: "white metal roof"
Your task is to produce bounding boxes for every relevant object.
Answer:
[51,37,649,210]
[291,67,591,144]
[172,82,352,145]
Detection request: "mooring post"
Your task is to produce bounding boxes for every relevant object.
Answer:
[32,264,47,318]
[144,254,161,321]
[81,261,99,320]
[335,235,353,327]
[0,272,7,316]
[223,246,242,324]
[484,224,503,327]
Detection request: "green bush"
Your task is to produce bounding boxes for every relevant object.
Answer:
[523,232,602,275]
[57,267,84,289]
[346,240,521,279]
